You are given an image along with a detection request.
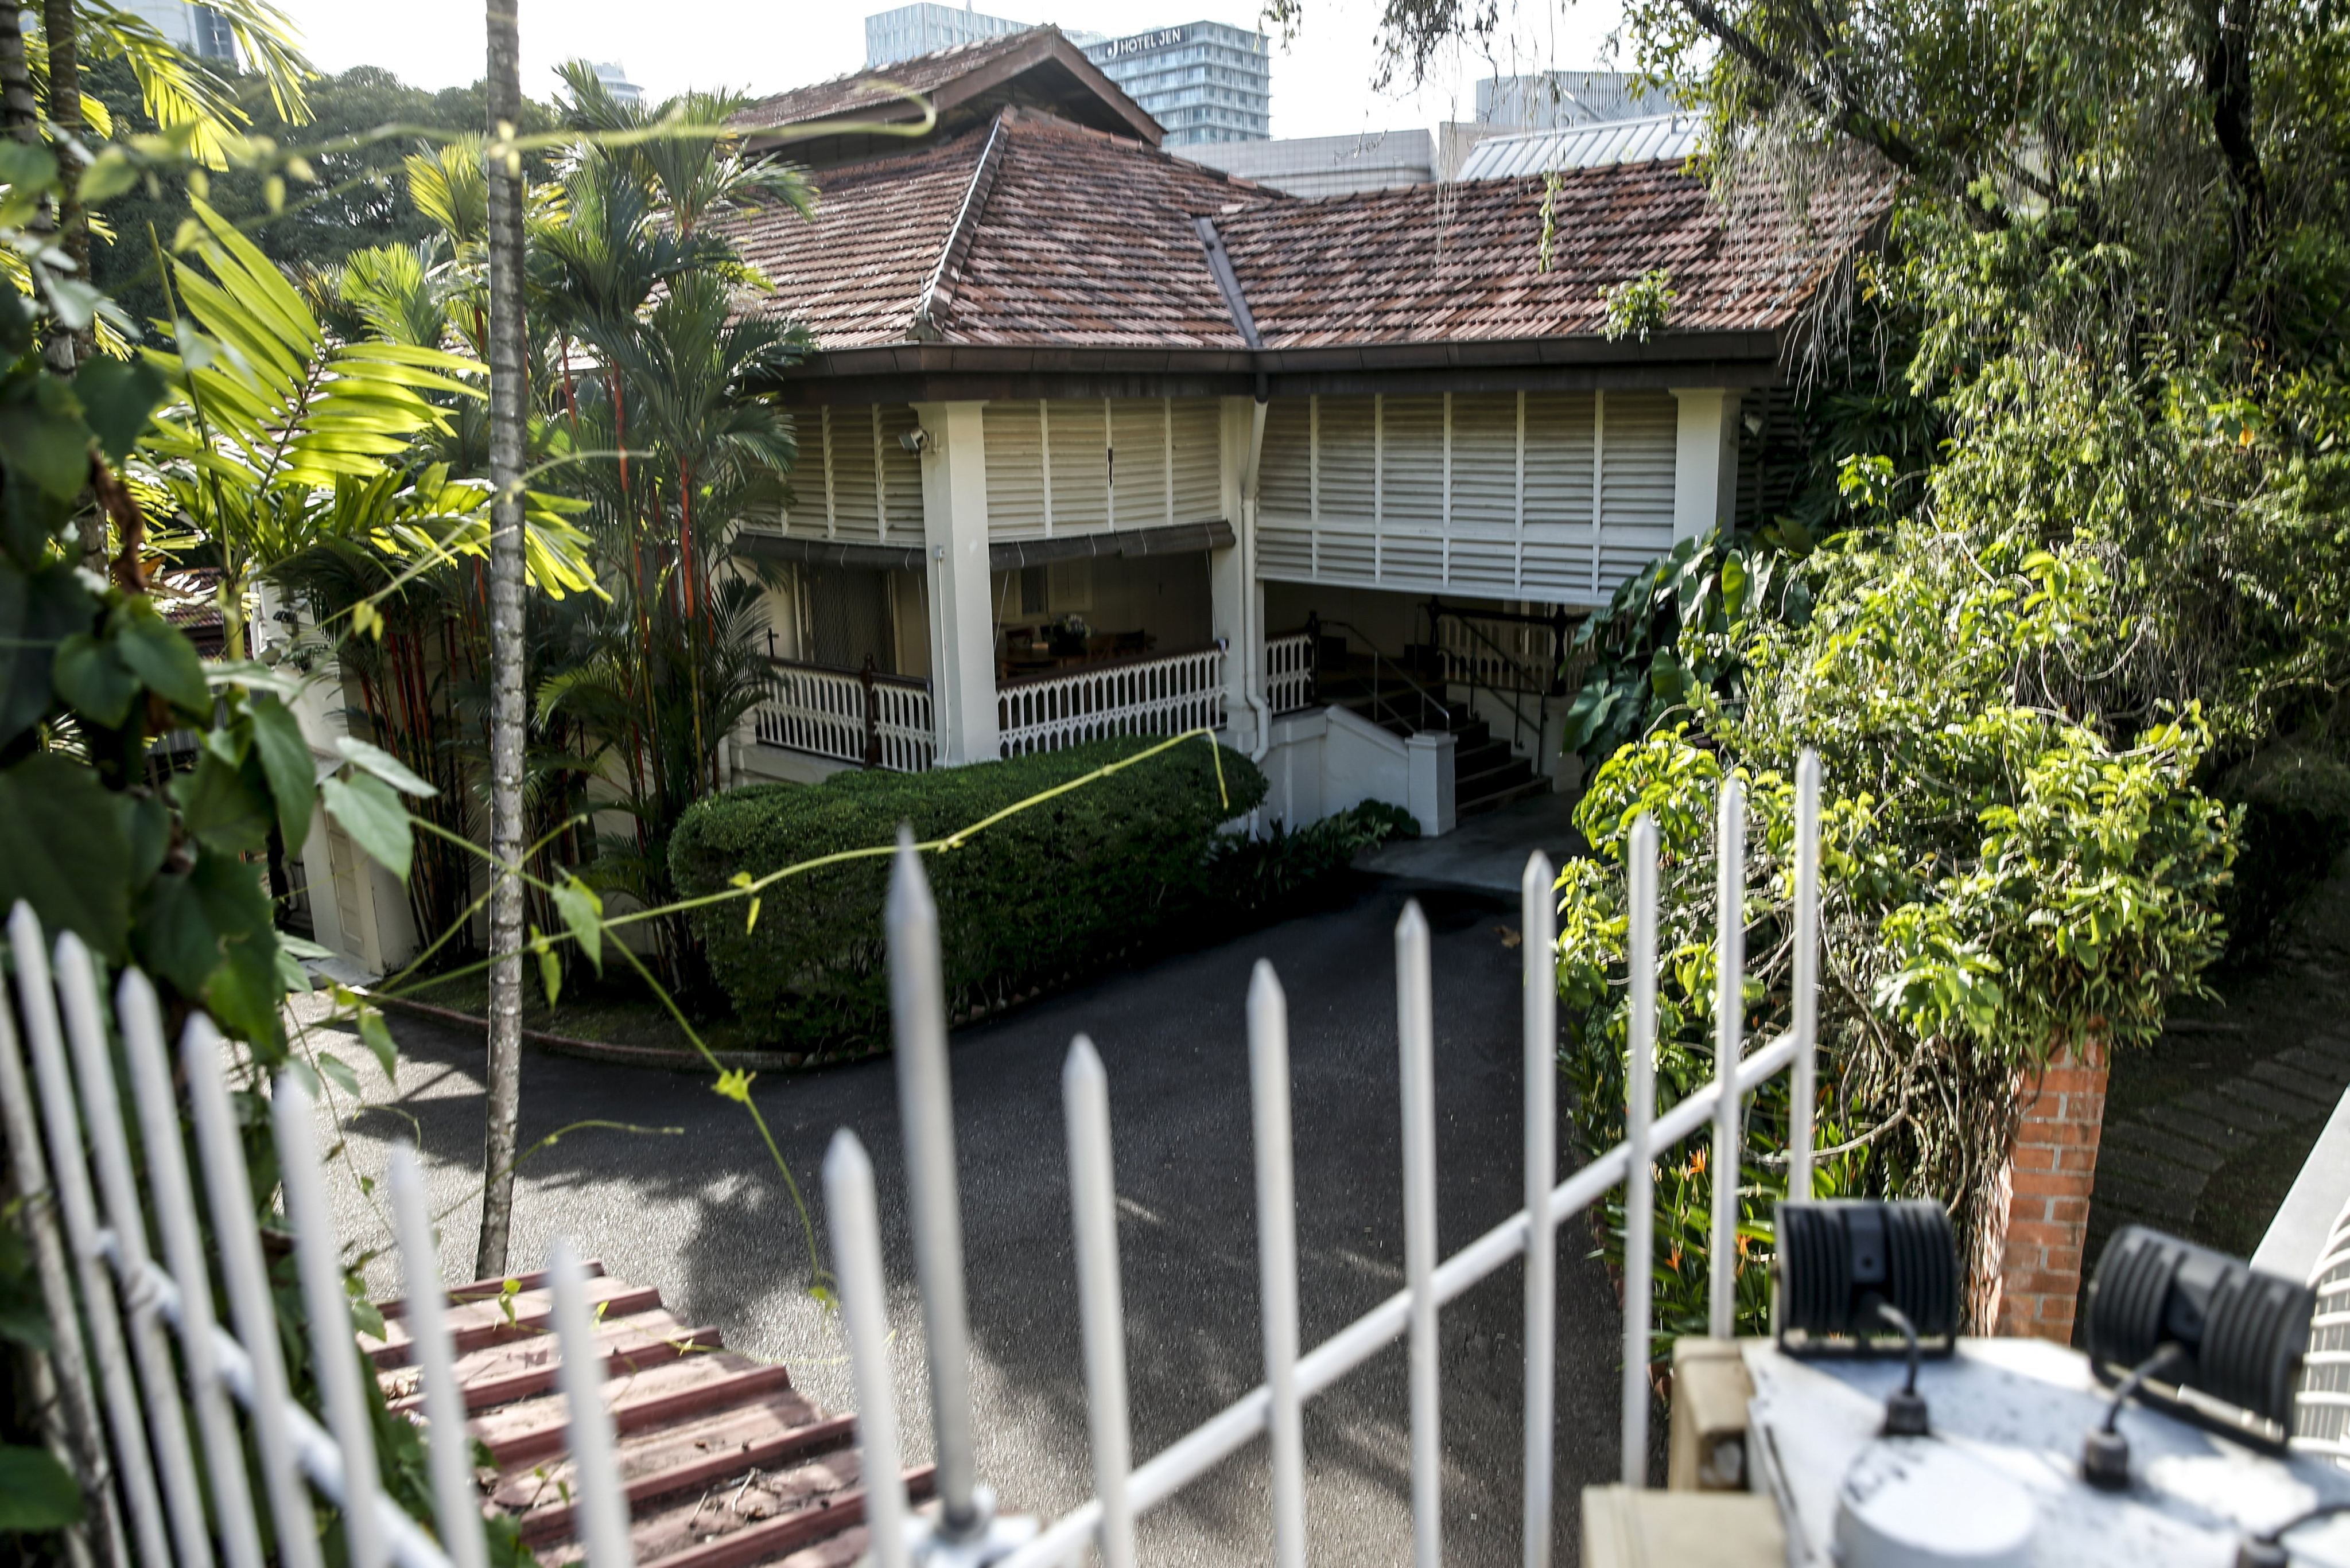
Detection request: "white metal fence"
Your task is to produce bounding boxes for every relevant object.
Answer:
[758,659,935,773]
[824,755,1827,1566]
[996,643,1226,760]
[0,901,634,1568]
[16,753,1827,1568]
[1265,631,1315,715]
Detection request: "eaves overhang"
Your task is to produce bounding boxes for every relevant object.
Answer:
[755,331,1792,406]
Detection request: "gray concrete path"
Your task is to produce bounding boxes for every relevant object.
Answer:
[1361,792,1584,895]
[307,875,1624,1566]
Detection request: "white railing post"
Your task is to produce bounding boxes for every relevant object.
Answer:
[549,1239,635,1567]
[1521,850,1557,1568]
[1622,816,1660,1485]
[386,1149,488,1568]
[1396,901,1442,1568]
[184,1021,324,1568]
[1790,750,1822,1200]
[1247,962,1306,1568]
[0,919,122,1568]
[9,908,172,1568]
[273,1071,389,1568]
[887,838,985,1535]
[824,1130,912,1568]
[1708,778,1747,1341]
[54,936,219,1568]
[115,970,265,1568]
[1063,1038,1136,1568]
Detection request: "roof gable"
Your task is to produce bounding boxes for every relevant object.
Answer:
[733,27,1159,168]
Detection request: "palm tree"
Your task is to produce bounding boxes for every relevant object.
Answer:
[477,0,529,1279]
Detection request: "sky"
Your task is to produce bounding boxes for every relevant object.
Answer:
[274,0,1629,142]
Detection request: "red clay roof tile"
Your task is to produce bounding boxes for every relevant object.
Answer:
[729,105,1889,355]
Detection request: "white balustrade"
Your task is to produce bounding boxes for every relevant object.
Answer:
[1265,631,1315,715]
[996,644,1226,759]
[758,660,935,773]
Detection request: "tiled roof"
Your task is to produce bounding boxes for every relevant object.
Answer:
[732,129,981,348]
[733,30,1042,132]
[933,117,1255,348]
[732,103,1889,355]
[731,112,1261,350]
[1217,161,1891,347]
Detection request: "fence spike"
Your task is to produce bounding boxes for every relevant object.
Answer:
[0,919,122,1568]
[1622,817,1661,1485]
[273,1069,387,1568]
[549,1239,634,1567]
[8,906,174,1568]
[1520,851,1557,1567]
[183,1019,324,1568]
[1396,901,1442,1568]
[886,833,981,1533]
[1063,1037,1136,1568]
[823,1130,913,1568]
[53,933,218,1568]
[1790,750,1823,1202]
[1247,962,1306,1568]
[1709,779,1747,1341]
[116,970,265,1568]
[387,1149,487,1568]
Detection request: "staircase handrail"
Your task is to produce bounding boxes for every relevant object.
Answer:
[1306,614,1454,734]
[1423,598,1557,757]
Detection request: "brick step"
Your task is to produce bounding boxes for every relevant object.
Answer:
[364,1273,660,1368]
[382,1307,724,1414]
[498,1391,855,1547]
[472,1353,797,1469]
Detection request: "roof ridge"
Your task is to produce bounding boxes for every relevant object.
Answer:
[737,26,1044,120]
[910,111,1012,341]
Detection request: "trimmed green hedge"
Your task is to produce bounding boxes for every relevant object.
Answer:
[669,737,1266,1049]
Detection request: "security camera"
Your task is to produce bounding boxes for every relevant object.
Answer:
[900,426,929,455]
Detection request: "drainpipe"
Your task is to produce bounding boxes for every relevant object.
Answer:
[1242,396,1273,764]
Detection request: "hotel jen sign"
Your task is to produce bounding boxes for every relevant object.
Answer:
[1101,25,1188,59]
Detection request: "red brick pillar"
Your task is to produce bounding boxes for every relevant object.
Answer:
[1974,1037,2108,1341]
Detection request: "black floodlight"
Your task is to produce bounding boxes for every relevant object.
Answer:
[2083,1224,2316,1464]
[1776,1200,1960,1436]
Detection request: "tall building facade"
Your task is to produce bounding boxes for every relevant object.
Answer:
[865,3,1032,67]
[1082,22,1268,146]
[121,0,235,63]
[1475,71,1678,129]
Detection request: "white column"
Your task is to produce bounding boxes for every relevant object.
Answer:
[1669,387,1742,543]
[1213,396,1263,755]
[914,400,1000,765]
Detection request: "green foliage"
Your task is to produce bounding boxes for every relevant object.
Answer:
[670,740,1267,1049]
[1557,516,2237,1339]
[87,62,561,332]
[1599,267,1677,342]
[1560,528,1813,765]
[1203,799,1419,911]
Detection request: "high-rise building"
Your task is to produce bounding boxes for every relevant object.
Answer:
[593,61,642,108]
[121,0,235,63]
[1082,22,1268,146]
[866,3,1032,67]
[1475,71,1679,129]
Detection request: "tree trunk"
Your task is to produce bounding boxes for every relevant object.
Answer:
[476,0,529,1281]
[0,9,38,142]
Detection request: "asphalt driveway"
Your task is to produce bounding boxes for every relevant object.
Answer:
[312,873,1627,1566]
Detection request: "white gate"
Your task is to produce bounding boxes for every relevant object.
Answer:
[11,754,1829,1567]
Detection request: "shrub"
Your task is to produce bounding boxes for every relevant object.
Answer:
[1205,800,1420,912]
[2216,741,2350,963]
[669,737,1266,1049]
